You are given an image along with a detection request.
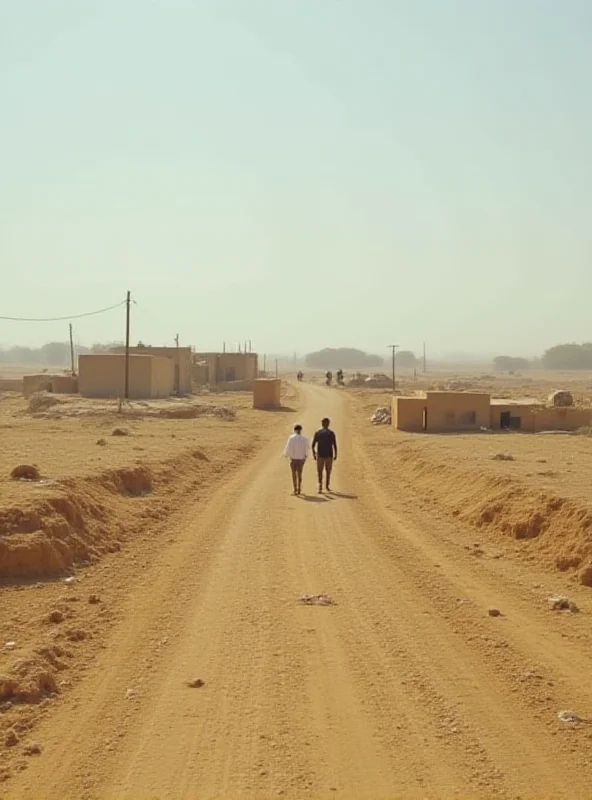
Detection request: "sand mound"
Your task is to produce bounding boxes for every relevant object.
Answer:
[0,447,210,581]
[10,465,40,481]
[27,393,61,414]
[0,467,153,580]
[394,448,592,586]
[157,404,236,420]
[0,645,65,704]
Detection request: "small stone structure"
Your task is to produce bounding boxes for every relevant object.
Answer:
[392,391,592,433]
[22,374,78,397]
[253,378,281,409]
[193,352,258,389]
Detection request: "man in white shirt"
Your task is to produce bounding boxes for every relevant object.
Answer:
[282,424,309,495]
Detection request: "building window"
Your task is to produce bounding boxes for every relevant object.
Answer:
[460,411,477,425]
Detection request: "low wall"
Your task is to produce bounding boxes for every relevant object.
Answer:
[23,374,78,397]
[0,378,23,392]
[216,380,254,393]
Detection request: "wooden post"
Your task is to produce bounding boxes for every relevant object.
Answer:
[69,323,75,375]
[174,333,180,396]
[124,290,131,400]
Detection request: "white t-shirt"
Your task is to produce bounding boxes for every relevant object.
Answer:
[283,433,309,460]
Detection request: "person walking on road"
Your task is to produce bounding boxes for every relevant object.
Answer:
[312,417,337,493]
[282,424,309,495]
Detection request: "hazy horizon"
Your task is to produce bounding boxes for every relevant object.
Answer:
[2,2,591,357]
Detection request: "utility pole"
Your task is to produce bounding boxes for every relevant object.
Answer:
[423,341,427,373]
[263,354,267,374]
[275,359,278,378]
[388,344,399,393]
[124,290,131,400]
[174,333,180,396]
[69,323,76,376]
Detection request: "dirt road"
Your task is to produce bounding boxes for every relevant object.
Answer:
[6,383,592,800]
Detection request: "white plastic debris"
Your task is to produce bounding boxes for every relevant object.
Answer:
[64,576,76,584]
[371,407,391,425]
[548,596,579,612]
[557,710,583,724]
[3,641,16,651]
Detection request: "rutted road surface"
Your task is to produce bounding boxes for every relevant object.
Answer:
[6,383,592,799]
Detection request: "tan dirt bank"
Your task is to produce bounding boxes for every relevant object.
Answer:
[4,382,592,799]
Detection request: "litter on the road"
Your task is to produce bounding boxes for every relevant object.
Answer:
[371,407,391,425]
[557,710,583,724]
[548,596,579,613]
[300,594,335,606]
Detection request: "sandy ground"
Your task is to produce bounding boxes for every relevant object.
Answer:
[1,381,592,799]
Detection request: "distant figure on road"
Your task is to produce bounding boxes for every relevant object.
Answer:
[312,417,337,493]
[282,424,309,495]
[336,369,344,385]
[296,370,303,382]
[325,371,333,386]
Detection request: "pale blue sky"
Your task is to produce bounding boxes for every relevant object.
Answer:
[1,0,591,358]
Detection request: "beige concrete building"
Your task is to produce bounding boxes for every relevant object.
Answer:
[393,391,592,433]
[109,345,192,394]
[78,354,173,399]
[193,352,258,388]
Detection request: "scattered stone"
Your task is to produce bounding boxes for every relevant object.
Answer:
[4,730,18,748]
[558,710,583,724]
[112,427,130,437]
[491,453,514,461]
[10,464,40,481]
[88,594,101,605]
[48,610,64,624]
[371,407,391,425]
[96,438,107,446]
[187,679,205,689]
[548,596,579,613]
[23,742,42,756]
[300,594,335,606]
[66,628,87,642]
[488,608,502,617]
[125,688,137,700]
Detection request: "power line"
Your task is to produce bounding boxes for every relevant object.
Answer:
[0,299,127,323]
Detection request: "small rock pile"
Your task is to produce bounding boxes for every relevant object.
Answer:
[371,407,391,425]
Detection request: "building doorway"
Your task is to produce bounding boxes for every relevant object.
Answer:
[500,411,521,430]
[422,406,428,431]
[224,367,236,382]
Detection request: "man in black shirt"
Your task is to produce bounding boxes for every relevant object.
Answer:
[311,417,337,493]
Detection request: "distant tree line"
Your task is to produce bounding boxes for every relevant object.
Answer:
[494,343,592,371]
[0,341,124,366]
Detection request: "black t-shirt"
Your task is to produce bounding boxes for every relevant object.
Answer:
[312,428,337,458]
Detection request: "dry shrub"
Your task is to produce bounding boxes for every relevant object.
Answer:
[27,393,60,413]
[111,427,130,437]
